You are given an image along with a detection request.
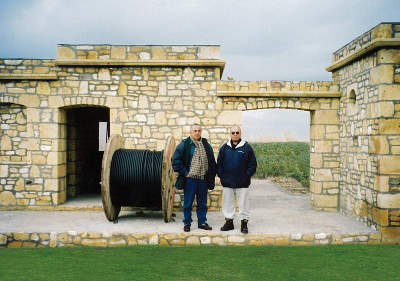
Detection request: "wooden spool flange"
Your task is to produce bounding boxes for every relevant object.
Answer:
[101,134,176,222]
[161,136,176,222]
[101,134,123,221]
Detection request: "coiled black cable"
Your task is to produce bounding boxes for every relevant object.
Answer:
[110,149,163,208]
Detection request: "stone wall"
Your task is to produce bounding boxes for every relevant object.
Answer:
[1,23,400,243]
[0,46,340,212]
[329,22,400,242]
[0,231,382,248]
[0,103,28,206]
[0,45,236,209]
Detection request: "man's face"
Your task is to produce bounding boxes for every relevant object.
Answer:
[230,127,241,142]
[190,125,202,141]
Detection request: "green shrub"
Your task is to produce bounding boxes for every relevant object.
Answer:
[250,142,310,188]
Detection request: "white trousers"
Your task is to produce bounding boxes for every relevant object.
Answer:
[221,187,250,221]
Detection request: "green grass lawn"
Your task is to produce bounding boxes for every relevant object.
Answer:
[1,245,399,281]
[251,142,310,188]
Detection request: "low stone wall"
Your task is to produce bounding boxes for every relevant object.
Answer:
[57,45,221,61]
[0,231,382,248]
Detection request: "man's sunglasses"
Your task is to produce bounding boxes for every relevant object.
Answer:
[231,132,240,135]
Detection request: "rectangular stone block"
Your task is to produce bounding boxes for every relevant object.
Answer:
[370,65,394,85]
[377,193,400,208]
[314,169,333,181]
[111,46,126,59]
[367,102,394,118]
[377,49,400,64]
[312,194,338,208]
[372,207,389,226]
[381,227,400,243]
[57,46,76,59]
[40,124,59,138]
[311,110,339,125]
[314,141,332,153]
[310,125,325,139]
[378,156,400,174]
[379,119,400,134]
[48,96,64,108]
[105,97,123,108]
[198,46,220,59]
[369,136,389,154]
[310,153,323,168]
[310,180,322,193]
[379,85,400,100]
[18,94,40,107]
[374,175,389,192]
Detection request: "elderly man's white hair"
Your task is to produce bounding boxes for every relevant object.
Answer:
[230,125,241,131]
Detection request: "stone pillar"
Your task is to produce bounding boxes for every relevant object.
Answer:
[370,47,400,242]
[309,108,340,211]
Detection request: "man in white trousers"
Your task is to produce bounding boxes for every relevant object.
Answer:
[217,126,257,234]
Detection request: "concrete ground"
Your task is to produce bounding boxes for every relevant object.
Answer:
[0,179,377,235]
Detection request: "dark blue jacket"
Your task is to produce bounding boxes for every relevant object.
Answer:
[217,140,257,188]
[172,137,217,190]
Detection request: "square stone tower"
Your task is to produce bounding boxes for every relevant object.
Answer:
[327,22,400,242]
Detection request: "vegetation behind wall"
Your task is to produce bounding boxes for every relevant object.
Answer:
[251,142,310,188]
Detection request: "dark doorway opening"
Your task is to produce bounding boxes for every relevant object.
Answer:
[66,107,109,199]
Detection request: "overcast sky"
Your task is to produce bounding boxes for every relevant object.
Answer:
[1,0,399,141]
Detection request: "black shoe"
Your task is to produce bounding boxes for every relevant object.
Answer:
[198,223,212,230]
[241,219,248,234]
[220,219,234,231]
[184,224,191,232]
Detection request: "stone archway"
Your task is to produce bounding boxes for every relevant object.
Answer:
[216,81,341,211]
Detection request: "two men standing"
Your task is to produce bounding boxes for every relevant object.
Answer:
[172,124,257,234]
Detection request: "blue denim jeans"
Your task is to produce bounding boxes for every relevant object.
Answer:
[183,177,208,226]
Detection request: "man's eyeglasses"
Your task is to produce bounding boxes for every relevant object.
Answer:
[231,132,240,135]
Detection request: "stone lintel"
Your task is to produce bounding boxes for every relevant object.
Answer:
[217,91,341,98]
[326,38,400,72]
[0,74,58,80]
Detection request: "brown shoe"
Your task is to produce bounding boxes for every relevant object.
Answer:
[198,223,212,230]
[184,224,191,232]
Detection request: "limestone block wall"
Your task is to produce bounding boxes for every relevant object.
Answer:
[0,103,29,206]
[0,45,238,209]
[330,22,400,241]
[0,51,341,212]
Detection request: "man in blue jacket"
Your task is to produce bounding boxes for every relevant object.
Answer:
[172,124,217,232]
[217,126,257,234]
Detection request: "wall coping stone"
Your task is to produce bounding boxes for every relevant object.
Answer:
[55,58,225,67]
[326,38,400,72]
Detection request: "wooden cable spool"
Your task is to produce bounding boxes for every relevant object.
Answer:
[101,134,176,222]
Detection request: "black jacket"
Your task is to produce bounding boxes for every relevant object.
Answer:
[217,140,257,188]
[172,137,217,190]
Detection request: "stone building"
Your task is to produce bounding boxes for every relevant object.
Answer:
[0,22,399,242]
